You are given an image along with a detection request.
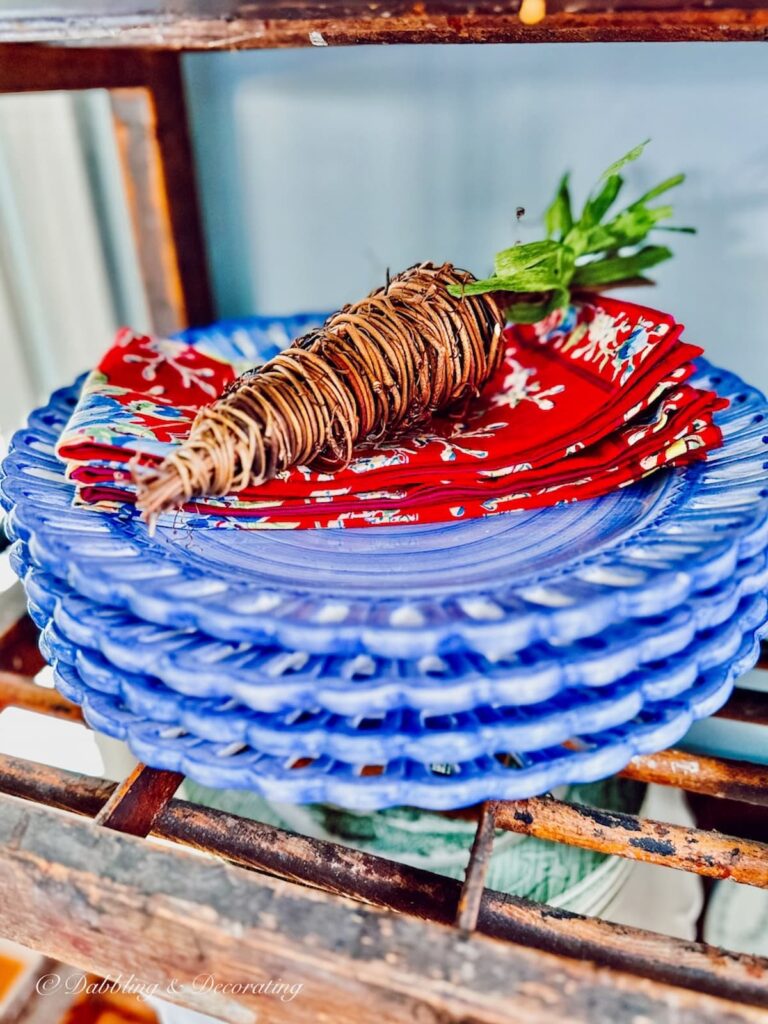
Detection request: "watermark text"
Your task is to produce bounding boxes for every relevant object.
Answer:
[36,971,303,1003]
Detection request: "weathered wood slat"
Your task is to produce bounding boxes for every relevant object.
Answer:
[0,673,83,722]
[715,686,768,727]
[0,614,46,679]
[110,83,213,334]
[621,748,768,806]
[0,754,767,1010]
[1,792,768,1024]
[143,52,215,329]
[94,763,184,835]
[1,748,766,883]
[494,796,768,886]
[158,795,768,1009]
[0,47,214,331]
[0,46,167,92]
[110,87,189,336]
[0,752,113,816]
[3,4,768,45]
[455,799,497,933]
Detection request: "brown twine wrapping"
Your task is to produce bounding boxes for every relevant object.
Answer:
[134,262,506,519]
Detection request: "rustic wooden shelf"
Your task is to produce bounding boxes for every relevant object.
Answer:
[1,607,767,1022]
[1,1,768,47]
[0,20,767,1021]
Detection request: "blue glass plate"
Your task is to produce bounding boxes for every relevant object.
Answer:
[2,349,768,659]
[16,541,768,716]
[49,623,766,809]
[38,593,767,763]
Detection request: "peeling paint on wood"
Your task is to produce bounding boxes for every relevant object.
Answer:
[1,794,767,1024]
[2,4,768,46]
[622,748,768,806]
[0,758,768,1012]
[494,797,768,886]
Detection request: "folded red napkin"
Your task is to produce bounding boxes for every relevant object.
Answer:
[73,385,724,528]
[56,295,725,530]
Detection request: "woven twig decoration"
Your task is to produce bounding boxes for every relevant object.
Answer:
[134,262,505,519]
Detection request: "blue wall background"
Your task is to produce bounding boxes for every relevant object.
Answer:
[183,44,768,389]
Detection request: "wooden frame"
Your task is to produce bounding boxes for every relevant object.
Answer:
[5,789,767,1024]
[0,46,214,334]
[1,2,768,46]
[0,12,767,1022]
[6,794,768,1024]
[1,653,768,1021]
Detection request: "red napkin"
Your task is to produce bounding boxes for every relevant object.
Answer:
[56,295,725,530]
[75,384,725,522]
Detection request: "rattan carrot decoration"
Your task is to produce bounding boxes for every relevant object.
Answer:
[135,142,691,520]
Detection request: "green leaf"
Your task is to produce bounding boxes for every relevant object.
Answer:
[581,173,623,228]
[448,254,568,296]
[601,139,650,180]
[562,224,587,257]
[555,245,576,282]
[571,245,673,288]
[505,289,569,324]
[447,277,508,297]
[456,141,689,325]
[494,264,567,293]
[628,173,685,209]
[580,203,674,254]
[622,202,674,234]
[656,225,697,234]
[488,245,574,293]
[544,174,573,240]
[493,239,561,277]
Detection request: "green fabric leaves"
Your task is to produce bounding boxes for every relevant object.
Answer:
[448,141,692,324]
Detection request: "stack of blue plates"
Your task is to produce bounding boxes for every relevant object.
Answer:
[2,316,767,810]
